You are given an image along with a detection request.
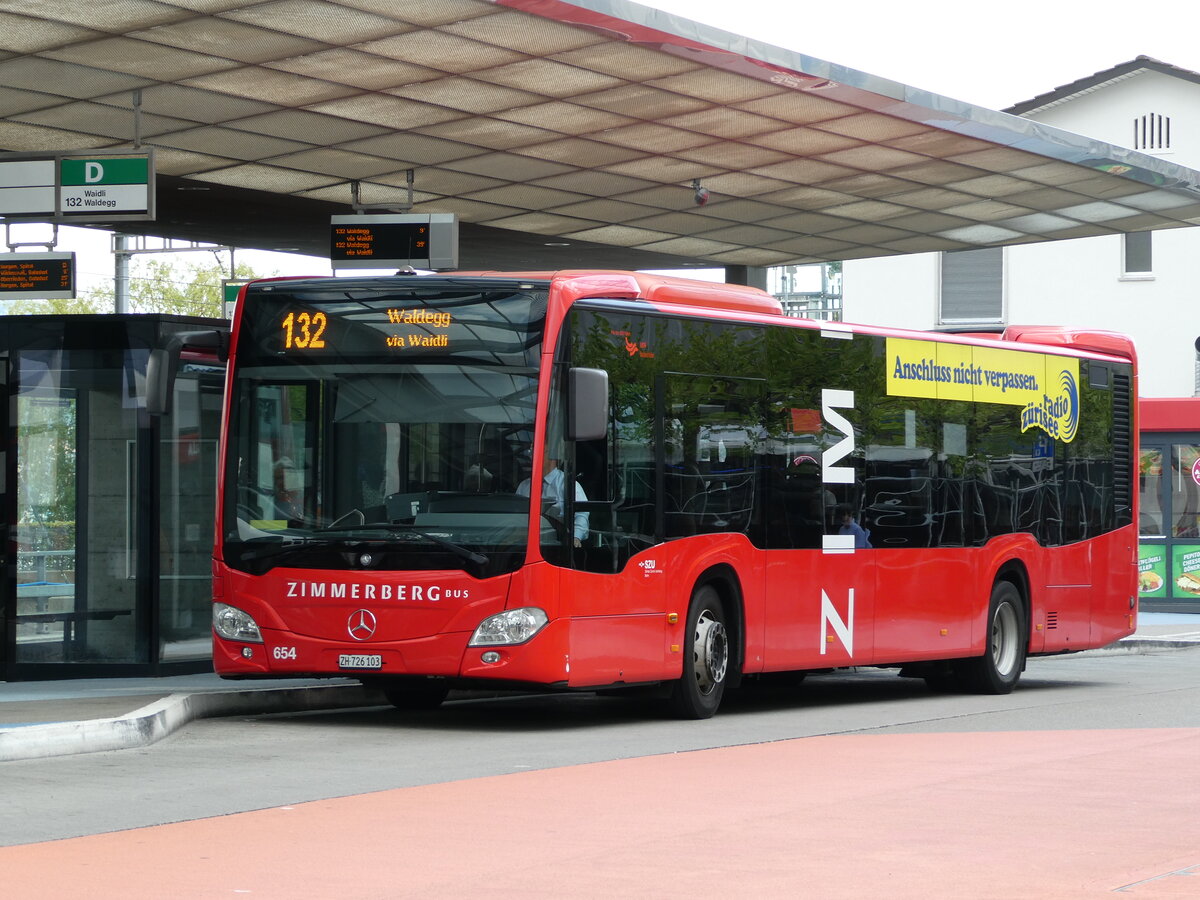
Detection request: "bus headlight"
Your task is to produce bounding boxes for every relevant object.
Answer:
[214,602,263,643]
[469,607,548,646]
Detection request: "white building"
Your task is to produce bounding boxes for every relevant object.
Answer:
[842,57,1200,398]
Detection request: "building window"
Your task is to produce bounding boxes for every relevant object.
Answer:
[1123,231,1153,275]
[1134,114,1171,150]
[939,247,1003,324]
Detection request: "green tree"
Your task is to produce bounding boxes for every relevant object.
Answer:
[7,294,106,314]
[8,256,268,317]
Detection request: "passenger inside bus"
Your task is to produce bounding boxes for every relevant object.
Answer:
[836,503,873,549]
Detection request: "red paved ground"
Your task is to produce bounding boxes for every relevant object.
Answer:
[4,728,1199,898]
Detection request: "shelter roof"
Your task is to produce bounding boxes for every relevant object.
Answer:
[4,1,1200,269]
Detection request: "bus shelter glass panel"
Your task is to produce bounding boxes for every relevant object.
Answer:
[158,361,225,662]
[14,349,141,664]
[14,387,77,655]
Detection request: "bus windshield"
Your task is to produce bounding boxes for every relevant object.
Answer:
[222,278,548,576]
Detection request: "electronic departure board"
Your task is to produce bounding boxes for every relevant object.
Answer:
[329,213,458,270]
[0,251,75,299]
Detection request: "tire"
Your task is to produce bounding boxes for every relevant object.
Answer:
[380,679,450,711]
[954,580,1026,694]
[669,584,730,719]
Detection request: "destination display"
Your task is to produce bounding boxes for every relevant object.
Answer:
[329,213,458,270]
[278,306,453,352]
[244,282,544,368]
[280,310,328,350]
[0,252,75,299]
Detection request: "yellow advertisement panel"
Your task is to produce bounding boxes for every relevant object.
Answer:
[886,337,1080,442]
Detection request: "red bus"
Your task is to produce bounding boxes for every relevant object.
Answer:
[159,271,1137,717]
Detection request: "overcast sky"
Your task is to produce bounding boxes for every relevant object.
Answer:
[648,0,1197,111]
[14,0,1198,302]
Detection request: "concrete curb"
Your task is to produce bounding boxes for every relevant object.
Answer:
[0,684,385,763]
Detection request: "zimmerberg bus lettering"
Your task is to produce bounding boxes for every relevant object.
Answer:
[284,581,469,602]
[820,588,854,656]
[821,389,855,484]
[821,389,860,554]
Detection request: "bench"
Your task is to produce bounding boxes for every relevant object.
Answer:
[15,584,132,657]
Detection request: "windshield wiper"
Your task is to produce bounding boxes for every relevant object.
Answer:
[239,536,343,562]
[402,526,489,566]
[314,521,489,566]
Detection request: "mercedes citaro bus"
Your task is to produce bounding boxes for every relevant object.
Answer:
[149,271,1137,717]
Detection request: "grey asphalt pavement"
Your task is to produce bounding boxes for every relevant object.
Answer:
[1,612,1196,762]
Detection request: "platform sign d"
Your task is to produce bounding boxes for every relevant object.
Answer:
[60,156,150,217]
[0,150,154,222]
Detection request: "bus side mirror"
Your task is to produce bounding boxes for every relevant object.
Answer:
[146,329,228,417]
[145,347,176,417]
[568,367,608,442]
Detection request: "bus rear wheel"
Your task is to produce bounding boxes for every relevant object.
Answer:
[954,580,1026,694]
[669,584,729,719]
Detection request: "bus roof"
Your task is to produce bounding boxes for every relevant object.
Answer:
[242,272,1136,363]
[452,270,785,318]
[1000,325,1137,363]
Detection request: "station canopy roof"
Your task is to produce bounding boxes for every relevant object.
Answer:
[4,0,1200,270]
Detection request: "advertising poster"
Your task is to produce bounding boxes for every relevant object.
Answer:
[885,337,1079,442]
[1138,544,1167,599]
[1171,544,1200,600]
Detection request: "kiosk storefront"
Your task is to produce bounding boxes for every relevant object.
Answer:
[1139,398,1200,610]
[2,315,226,680]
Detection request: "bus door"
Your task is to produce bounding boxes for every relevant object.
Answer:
[759,334,879,672]
[657,372,768,655]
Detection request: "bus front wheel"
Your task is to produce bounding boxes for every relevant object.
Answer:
[955,580,1026,694]
[670,584,729,719]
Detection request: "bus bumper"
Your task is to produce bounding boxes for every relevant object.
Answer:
[213,617,572,685]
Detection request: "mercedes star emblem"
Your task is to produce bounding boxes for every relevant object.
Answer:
[347,608,377,641]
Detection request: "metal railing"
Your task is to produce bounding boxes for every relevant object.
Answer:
[16,549,75,583]
[776,292,843,321]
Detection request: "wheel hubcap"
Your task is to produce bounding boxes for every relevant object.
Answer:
[991,602,1019,677]
[692,609,728,695]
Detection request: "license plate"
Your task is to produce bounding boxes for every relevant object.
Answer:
[338,654,382,670]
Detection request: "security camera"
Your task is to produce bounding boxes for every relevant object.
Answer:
[692,179,710,207]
